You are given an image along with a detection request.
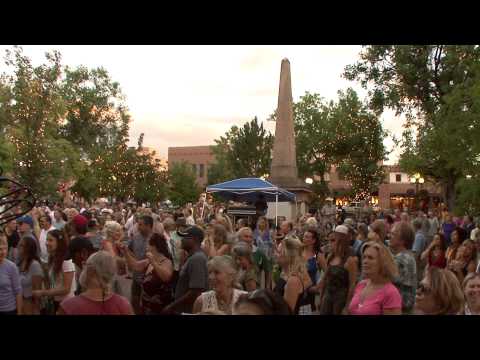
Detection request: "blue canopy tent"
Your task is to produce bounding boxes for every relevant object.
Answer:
[204,178,296,227]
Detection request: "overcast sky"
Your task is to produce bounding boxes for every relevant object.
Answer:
[1,45,403,163]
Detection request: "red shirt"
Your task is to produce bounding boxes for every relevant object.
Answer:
[428,251,447,269]
[60,293,133,315]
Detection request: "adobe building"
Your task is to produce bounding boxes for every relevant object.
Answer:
[378,165,444,211]
[168,146,215,188]
[166,144,444,211]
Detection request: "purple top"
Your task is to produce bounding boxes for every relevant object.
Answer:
[0,259,22,312]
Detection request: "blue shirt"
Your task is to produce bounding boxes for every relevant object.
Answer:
[442,223,456,246]
[412,232,426,254]
[128,233,149,284]
[0,259,21,312]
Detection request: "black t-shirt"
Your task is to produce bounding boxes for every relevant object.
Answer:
[174,250,208,313]
[7,231,20,249]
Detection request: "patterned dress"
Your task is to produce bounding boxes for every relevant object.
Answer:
[199,289,247,315]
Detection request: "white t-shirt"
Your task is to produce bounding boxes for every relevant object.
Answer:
[39,226,55,263]
[125,216,135,232]
[49,259,76,302]
[470,227,479,241]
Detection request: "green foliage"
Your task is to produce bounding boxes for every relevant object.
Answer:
[168,162,200,207]
[455,178,480,216]
[269,89,387,200]
[207,145,235,185]
[208,117,274,184]
[0,47,78,196]
[0,46,167,204]
[59,65,130,156]
[345,45,480,210]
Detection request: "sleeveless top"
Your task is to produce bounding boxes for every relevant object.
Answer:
[200,289,247,315]
[141,267,174,314]
[61,293,132,315]
[319,256,351,315]
[306,256,319,285]
[274,274,313,315]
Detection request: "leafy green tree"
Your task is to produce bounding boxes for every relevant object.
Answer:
[59,65,131,157]
[208,117,274,184]
[269,89,387,200]
[207,142,235,185]
[132,135,168,204]
[168,162,200,207]
[344,45,480,210]
[0,47,79,196]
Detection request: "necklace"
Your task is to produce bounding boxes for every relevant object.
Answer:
[216,290,233,312]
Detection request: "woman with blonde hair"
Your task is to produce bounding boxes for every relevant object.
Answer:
[203,224,231,258]
[414,267,464,315]
[192,255,246,315]
[274,236,313,314]
[448,239,477,284]
[349,241,402,315]
[101,221,128,295]
[461,272,480,315]
[102,221,124,257]
[215,215,234,234]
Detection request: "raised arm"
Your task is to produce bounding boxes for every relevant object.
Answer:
[118,243,149,273]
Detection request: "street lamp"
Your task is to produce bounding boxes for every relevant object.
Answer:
[410,173,424,210]
[305,177,313,185]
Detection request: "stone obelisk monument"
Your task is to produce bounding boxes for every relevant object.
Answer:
[268,58,311,221]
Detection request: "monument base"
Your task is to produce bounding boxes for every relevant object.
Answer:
[266,190,312,224]
[266,201,296,224]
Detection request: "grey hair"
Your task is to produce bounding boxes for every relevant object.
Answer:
[232,242,254,264]
[86,251,117,291]
[208,255,238,280]
[236,227,252,240]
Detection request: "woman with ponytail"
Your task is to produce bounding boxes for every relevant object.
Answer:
[58,251,133,315]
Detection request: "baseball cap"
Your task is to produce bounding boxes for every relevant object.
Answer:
[177,226,204,242]
[65,236,94,260]
[334,225,349,235]
[17,215,34,228]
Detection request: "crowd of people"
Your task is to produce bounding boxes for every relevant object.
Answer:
[1,198,479,316]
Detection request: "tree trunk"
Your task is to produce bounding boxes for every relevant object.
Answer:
[444,178,456,212]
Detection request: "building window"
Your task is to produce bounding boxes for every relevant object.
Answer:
[199,164,205,178]
[191,164,197,175]
[396,174,401,182]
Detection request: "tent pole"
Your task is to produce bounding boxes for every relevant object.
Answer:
[275,193,278,228]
